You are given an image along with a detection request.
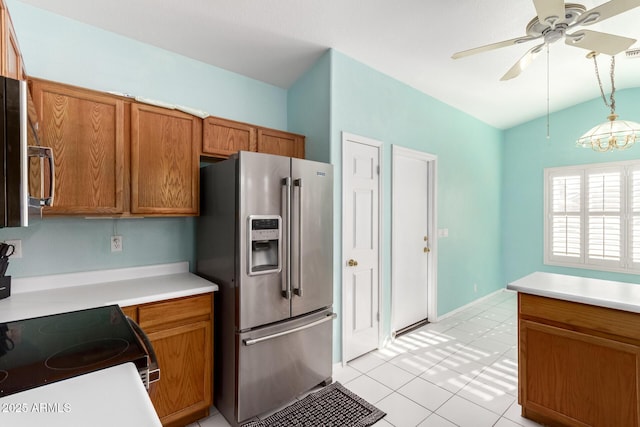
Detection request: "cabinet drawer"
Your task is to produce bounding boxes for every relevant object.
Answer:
[139,293,212,330]
[519,293,640,342]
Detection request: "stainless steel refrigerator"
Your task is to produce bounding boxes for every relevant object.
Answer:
[196,151,334,426]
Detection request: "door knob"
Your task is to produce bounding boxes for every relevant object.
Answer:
[347,259,358,267]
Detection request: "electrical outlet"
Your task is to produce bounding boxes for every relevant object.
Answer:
[4,239,22,259]
[111,235,123,253]
[474,283,478,293]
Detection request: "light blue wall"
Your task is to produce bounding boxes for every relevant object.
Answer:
[503,87,640,285]
[325,50,504,361]
[7,0,287,128]
[0,0,288,278]
[287,50,331,163]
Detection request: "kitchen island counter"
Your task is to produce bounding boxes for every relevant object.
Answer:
[0,261,217,323]
[508,272,640,427]
[507,271,640,312]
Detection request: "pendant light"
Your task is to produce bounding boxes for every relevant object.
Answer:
[576,52,640,152]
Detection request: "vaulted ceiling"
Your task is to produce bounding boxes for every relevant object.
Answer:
[18,0,640,129]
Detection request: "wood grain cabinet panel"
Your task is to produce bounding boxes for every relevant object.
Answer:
[147,320,212,426]
[0,0,26,80]
[131,103,200,215]
[202,117,256,158]
[31,79,126,215]
[257,127,305,159]
[124,293,214,427]
[518,294,640,427]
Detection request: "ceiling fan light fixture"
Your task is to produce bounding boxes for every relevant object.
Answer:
[576,114,640,152]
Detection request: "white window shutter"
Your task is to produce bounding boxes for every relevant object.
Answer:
[630,169,640,266]
[586,171,621,264]
[550,174,582,259]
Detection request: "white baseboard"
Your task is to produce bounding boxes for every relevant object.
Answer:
[432,288,513,322]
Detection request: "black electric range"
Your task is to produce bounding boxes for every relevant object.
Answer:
[0,305,154,397]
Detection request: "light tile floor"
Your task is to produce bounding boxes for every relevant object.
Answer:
[190,290,542,427]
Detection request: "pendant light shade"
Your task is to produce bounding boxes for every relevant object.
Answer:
[577,53,639,152]
[577,114,640,152]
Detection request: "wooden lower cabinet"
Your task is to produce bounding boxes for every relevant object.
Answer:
[123,293,213,427]
[518,294,640,427]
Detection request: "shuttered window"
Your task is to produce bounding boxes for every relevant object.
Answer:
[550,174,581,258]
[587,170,621,264]
[631,168,640,267]
[545,161,640,274]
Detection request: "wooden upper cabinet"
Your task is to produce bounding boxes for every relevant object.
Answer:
[131,103,200,215]
[202,117,256,158]
[0,0,26,80]
[31,79,126,215]
[202,116,305,160]
[257,128,305,159]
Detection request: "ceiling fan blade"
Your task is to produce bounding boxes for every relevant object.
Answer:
[533,0,566,26]
[500,44,545,81]
[578,0,640,26]
[452,35,540,59]
[566,29,636,55]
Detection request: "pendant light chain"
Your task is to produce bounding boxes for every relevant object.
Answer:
[577,52,640,152]
[592,54,616,115]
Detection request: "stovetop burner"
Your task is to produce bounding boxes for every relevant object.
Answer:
[0,306,148,397]
[46,338,130,370]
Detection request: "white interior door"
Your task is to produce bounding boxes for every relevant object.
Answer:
[391,145,436,335]
[342,132,381,363]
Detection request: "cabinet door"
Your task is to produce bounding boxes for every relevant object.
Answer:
[0,1,26,80]
[147,320,212,426]
[257,128,305,158]
[131,104,200,215]
[31,79,126,214]
[520,319,640,427]
[202,117,256,158]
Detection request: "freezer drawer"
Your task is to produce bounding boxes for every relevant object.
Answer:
[236,309,335,423]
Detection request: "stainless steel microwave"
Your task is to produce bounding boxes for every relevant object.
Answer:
[0,76,54,227]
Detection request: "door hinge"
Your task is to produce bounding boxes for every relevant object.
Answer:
[376,312,380,321]
[376,165,380,175]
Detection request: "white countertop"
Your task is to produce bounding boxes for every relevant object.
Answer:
[507,271,640,313]
[0,262,218,323]
[0,363,162,427]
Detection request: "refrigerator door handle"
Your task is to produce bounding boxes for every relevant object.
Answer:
[293,178,303,297]
[281,177,292,299]
[242,312,336,346]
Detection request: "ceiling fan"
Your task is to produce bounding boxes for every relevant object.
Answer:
[452,0,640,80]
